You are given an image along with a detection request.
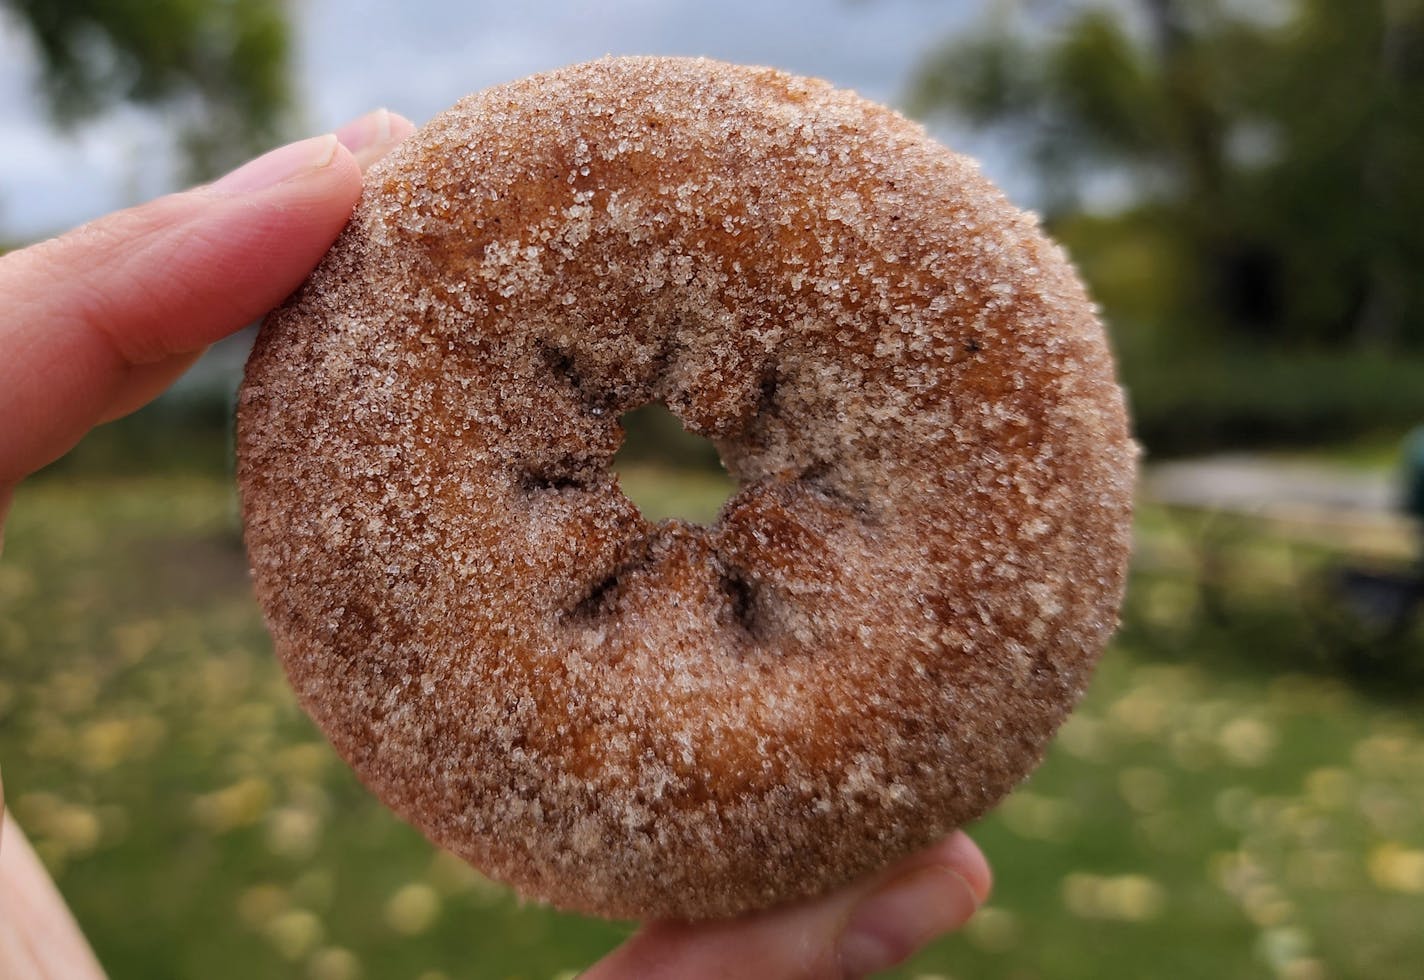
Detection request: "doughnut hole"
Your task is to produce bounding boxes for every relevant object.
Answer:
[509,316,877,655]
[610,403,729,521]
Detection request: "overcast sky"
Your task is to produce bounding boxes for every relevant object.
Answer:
[0,0,1013,241]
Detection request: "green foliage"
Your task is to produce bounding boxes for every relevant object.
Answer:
[1126,349,1424,455]
[1044,208,1424,455]
[910,0,1424,355]
[2,0,293,179]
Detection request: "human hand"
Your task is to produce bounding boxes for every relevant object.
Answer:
[0,108,413,538]
[0,109,990,979]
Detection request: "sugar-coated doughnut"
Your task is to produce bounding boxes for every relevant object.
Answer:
[237,56,1135,920]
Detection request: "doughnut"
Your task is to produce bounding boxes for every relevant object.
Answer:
[236,56,1135,920]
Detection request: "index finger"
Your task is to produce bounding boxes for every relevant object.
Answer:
[0,136,360,488]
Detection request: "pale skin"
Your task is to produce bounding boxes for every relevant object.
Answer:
[0,110,992,979]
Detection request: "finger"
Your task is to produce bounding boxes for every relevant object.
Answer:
[0,133,363,486]
[335,108,417,172]
[583,832,991,980]
[91,109,413,425]
[0,812,106,980]
[836,832,991,977]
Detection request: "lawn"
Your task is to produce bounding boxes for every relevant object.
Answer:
[2,470,1422,979]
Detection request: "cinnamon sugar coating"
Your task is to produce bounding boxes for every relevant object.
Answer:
[236,56,1135,920]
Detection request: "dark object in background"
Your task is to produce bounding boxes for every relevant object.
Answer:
[1330,567,1422,636]
[1328,427,1424,637]
[1403,426,1424,527]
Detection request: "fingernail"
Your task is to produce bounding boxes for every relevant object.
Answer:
[335,108,393,156]
[838,865,980,979]
[210,134,340,194]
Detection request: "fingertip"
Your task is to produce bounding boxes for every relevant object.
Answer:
[207,133,341,195]
[215,136,364,262]
[335,108,419,172]
[838,863,979,978]
[863,832,991,906]
[387,111,418,140]
[322,139,367,198]
[828,833,989,978]
[286,137,364,203]
[934,831,993,904]
[203,134,364,219]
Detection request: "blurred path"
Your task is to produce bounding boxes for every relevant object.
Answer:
[1145,455,1396,513]
[1143,454,1416,558]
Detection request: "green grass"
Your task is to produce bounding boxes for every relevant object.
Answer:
[612,462,735,523]
[2,473,1422,979]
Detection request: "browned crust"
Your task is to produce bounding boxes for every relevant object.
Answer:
[236,56,1135,920]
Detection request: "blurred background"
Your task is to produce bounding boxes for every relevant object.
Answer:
[2,1,1423,978]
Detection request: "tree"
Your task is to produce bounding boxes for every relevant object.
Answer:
[2,0,293,180]
[909,0,1424,352]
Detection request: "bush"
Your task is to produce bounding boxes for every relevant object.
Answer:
[1122,349,1424,457]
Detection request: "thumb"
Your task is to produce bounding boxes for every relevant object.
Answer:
[583,832,992,980]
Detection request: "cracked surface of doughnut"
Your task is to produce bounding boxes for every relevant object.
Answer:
[237,56,1135,920]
